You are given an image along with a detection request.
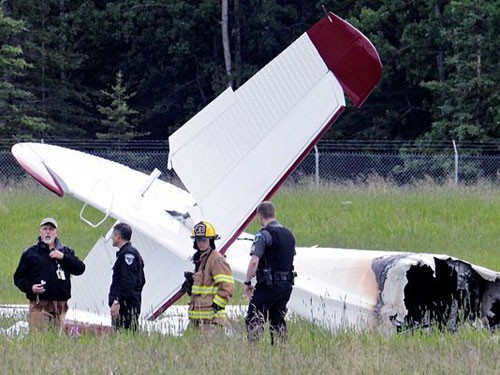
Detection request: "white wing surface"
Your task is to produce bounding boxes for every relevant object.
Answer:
[168,12,383,251]
[168,35,345,249]
[11,142,196,318]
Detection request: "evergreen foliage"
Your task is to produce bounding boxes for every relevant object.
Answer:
[0,8,50,138]
[96,70,146,140]
[0,1,497,143]
[421,0,500,142]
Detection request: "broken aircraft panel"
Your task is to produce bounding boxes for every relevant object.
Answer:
[373,254,499,332]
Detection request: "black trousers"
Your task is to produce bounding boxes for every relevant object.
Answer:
[112,301,140,332]
[245,282,293,344]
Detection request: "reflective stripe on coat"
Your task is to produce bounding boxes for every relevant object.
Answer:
[188,249,234,321]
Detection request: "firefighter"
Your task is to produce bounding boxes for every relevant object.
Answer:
[244,201,296,344]
[185,221,234,332]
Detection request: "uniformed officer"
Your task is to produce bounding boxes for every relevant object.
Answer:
[14,217,86,334]
[108,222,145,332]
[244,201,296,344]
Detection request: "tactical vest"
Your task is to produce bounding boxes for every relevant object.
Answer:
[258,225,295,272]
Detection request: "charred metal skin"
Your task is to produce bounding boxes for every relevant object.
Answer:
[483,281,500,329]
[373,255,500,332]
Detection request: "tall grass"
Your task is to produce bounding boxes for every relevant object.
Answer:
[271,180,500,270]
[2,179,499,300]
[0,321,498,374]
[1,179,499,374]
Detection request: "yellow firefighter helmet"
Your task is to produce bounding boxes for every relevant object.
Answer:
[191,221,220,240]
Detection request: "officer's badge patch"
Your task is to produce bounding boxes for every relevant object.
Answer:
[125,254,135,265]
[253,233,262,244]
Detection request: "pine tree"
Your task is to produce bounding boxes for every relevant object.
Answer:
[96,71,145,141]
[9,0,98,138]
[0,7,50,138]
[422,0,500,142]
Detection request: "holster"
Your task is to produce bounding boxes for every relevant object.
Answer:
[256,268,274,287]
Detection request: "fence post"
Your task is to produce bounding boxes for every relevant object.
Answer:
[314,145,319,187]
[452,139,458,184]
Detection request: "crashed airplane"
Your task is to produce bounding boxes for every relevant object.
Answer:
[11,12,499,334]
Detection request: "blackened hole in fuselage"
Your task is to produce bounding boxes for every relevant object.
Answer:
[403,258,483,331]
[489,299,500,329]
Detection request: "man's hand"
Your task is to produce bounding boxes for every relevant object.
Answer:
[110,301,120,317]
[32,284,46,294]
[244,284,254,299]
[49,249,64,260]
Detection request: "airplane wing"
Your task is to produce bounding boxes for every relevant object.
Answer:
[168,12,382,253]
[11,142,197,319]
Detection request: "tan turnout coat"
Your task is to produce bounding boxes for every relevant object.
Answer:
[188,249,234,323]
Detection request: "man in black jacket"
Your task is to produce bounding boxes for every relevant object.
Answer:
[108,222,145,332]
[14,217,86,333]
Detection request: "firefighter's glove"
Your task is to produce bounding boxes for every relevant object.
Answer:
[212,303,222,314]
[181,271,194,296]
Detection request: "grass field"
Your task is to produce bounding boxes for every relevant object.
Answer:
[1,179,499,374]
[1,323,498,374]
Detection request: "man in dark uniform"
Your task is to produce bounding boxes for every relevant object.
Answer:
[108,222,145,332]
[14,217,86,334]
[244,201,296,344]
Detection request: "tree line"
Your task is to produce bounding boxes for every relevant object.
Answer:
[0,0,498,144]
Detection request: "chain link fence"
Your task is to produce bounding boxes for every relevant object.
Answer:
[1,139,499,186]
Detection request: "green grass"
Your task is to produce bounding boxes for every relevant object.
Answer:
[267,180,500,270]
[1,179,499,374]
[0,320,498,374]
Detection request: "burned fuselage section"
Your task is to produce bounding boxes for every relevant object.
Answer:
[373,254,500,332]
